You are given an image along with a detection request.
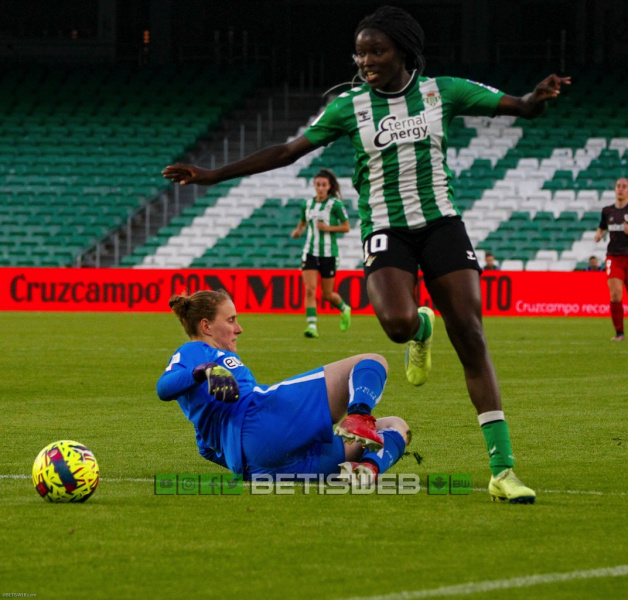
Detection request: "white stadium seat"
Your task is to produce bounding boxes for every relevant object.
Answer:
[549,260,578,271]
[551,148,573,159]
[553,190,576,202]
[501,260,524,270]
[525,260,549,271]
[537,249,559,261]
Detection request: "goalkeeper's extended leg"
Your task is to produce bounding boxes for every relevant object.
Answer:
[333,357,387,450]
[338,418,409,484]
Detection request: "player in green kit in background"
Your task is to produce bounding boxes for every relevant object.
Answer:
[163,6,571,502]
[291,169,351,338]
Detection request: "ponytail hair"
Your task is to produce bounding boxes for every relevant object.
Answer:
[169,289,231,338]
[314,168,342,199]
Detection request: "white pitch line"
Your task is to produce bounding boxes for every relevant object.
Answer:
[336,565,628,600]
[1,474,153,483]
[1,474,626,495]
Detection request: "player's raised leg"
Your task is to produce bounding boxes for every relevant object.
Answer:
[366,266,434,385]
[325,354,388,450]
[405,306,435,385]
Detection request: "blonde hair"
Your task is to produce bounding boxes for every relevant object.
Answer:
[169,289,231,338]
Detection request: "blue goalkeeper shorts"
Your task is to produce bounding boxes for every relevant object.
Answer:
[241,366,346,479]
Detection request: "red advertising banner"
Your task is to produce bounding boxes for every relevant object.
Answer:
[0,267,625,316]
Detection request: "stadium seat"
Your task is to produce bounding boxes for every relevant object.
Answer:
[0,63,260,266]
[106,64,628,270]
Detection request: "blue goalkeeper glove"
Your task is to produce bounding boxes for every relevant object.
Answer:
[192,362,240,403]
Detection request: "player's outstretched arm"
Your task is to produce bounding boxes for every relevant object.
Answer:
[157,366,196,401]
[192,362,240,403]
[162,135,315,186]
[496,74,571,119]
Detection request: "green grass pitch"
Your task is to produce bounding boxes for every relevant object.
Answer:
[1,311,626,599]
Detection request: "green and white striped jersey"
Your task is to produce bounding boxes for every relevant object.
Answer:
[300,196,349,259]
[304,73,504,240]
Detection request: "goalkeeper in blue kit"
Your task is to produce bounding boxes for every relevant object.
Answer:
[157,289,410,482]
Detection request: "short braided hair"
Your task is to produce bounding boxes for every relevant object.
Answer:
[354,5,426,74]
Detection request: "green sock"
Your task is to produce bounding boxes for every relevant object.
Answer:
[414,309,432,342]
[306,307,317,326]
[335,300,348,313]
[480,419,515,476]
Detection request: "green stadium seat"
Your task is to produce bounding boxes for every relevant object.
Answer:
[533,211,555,223]
[553,170,574,183]
[556,211,580,222]
[542,180,569,191]
[0,64,261,265]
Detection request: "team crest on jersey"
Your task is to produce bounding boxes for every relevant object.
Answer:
[423,91,441,106]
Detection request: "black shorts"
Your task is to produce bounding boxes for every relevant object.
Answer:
[301,254,338,278]
[362,217,481,285]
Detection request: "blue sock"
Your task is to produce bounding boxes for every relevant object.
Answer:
[347,359,387,416]
[361,429,406,474]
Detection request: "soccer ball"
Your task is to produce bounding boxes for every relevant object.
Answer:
[32,440,99,503]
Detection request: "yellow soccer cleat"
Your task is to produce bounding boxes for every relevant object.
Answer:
[304,325,319,338]
[340,306,352,332]
[488,468,536,504]
[404,306,435,386]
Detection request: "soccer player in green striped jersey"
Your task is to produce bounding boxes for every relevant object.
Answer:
[163,5,570,503]
[290,169,352,338]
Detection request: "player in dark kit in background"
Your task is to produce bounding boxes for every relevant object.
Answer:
[163,6,571,502]
[594,177,628,341]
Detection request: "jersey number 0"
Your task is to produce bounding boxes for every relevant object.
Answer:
[363,233,389,262]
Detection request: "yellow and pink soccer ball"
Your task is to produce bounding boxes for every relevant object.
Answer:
[32,440,99,503]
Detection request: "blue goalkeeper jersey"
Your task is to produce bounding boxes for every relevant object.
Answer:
[156,341,259,473]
